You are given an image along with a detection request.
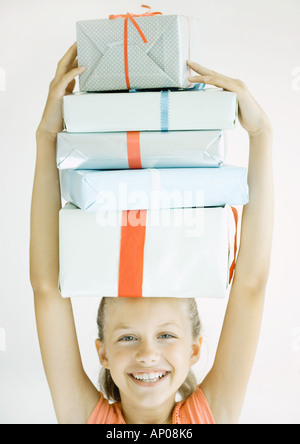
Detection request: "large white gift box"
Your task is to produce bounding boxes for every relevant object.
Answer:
[77,11,200,92]
[59,165,249,212]
[63,89,238,132]
[59,203,238,299]
[56,130,225,169]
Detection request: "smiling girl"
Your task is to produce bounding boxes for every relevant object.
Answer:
[30,43,274,424]
[92,297,205,424]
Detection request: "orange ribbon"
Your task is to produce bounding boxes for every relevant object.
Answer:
[109,5,162,90]
[118,210,147,297]
[229,207,238,285]
[127,131,142,169]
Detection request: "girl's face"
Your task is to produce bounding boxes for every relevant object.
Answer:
[96,298,201,410]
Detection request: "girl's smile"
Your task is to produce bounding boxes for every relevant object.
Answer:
[128,370,171,387]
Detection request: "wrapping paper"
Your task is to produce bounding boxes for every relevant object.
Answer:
[62,89,238,132]
[76,14,200,92]
[60,165,249,212]
[59,203,237,299]
[56,130,225,169]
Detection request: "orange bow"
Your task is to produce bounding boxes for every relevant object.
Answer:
[109,5,163,90]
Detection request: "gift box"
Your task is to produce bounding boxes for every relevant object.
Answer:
[57,130,225,170]
[60,165,248,212]
[62,89,238,133]
[59,203,238,298]
[76,10,200,92]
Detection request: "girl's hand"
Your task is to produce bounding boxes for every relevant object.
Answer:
[187,61,272,137]
[36,42,85,141]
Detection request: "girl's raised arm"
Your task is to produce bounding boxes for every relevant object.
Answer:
[30,43,99,424]
[188,62,274,424]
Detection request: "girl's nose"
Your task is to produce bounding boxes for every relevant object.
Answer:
[135,341,160,365]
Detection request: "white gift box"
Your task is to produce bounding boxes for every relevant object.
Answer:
[59,203,238,299]
[77,13,200,92]
[63,89,238,133]
[56,130,225,169]
[60,165,249,212]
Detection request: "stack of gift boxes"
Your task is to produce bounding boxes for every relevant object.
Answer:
[57,10,249,299]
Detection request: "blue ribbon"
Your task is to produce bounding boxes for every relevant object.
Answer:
[192,83,205,90]
[130,86,205,132]
[160,90,169,132]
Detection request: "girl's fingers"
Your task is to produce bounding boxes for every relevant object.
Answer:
[61,66,86,87]
[66,60,80,95]
[187,60,240,92]
[188,75,214,84]
[66,61,80,94]
[51,57,80,88]
[187,60,231,89]
[187,60,267,134]
[188,60,248,94]
[188,74,230,90]
[71,58,79,69]
[55,42,78,78]
[66,79,76,94]
[187,61,217,77]
[50,66,85,98]
[188,72,245,94]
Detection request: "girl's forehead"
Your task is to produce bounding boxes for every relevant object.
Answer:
[105,298,189,330]
[107,297,187,314]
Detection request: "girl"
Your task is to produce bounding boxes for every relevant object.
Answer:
[30,43,274,424]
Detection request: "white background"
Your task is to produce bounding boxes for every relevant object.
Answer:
[0,0,299,424]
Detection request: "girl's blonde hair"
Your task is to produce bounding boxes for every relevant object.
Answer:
[97,297,202,403]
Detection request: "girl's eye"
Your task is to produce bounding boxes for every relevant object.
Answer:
[159,334,175,339]
[119,336,136,342]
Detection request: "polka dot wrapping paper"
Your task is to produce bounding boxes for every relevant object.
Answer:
[76,15,200,92]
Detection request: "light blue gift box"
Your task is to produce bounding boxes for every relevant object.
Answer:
[60,165,248,212]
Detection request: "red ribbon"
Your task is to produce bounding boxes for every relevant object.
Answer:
[109,5,162,90]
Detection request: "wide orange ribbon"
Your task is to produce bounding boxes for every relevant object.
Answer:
[118,210,147,297]
[109,5,162,90]
[127,131,142,169]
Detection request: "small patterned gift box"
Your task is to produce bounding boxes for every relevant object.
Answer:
[77,6,200,92]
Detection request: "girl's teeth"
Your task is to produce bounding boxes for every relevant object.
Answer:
[132,372,166,381]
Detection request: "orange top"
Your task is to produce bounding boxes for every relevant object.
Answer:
[87,388,215,425]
